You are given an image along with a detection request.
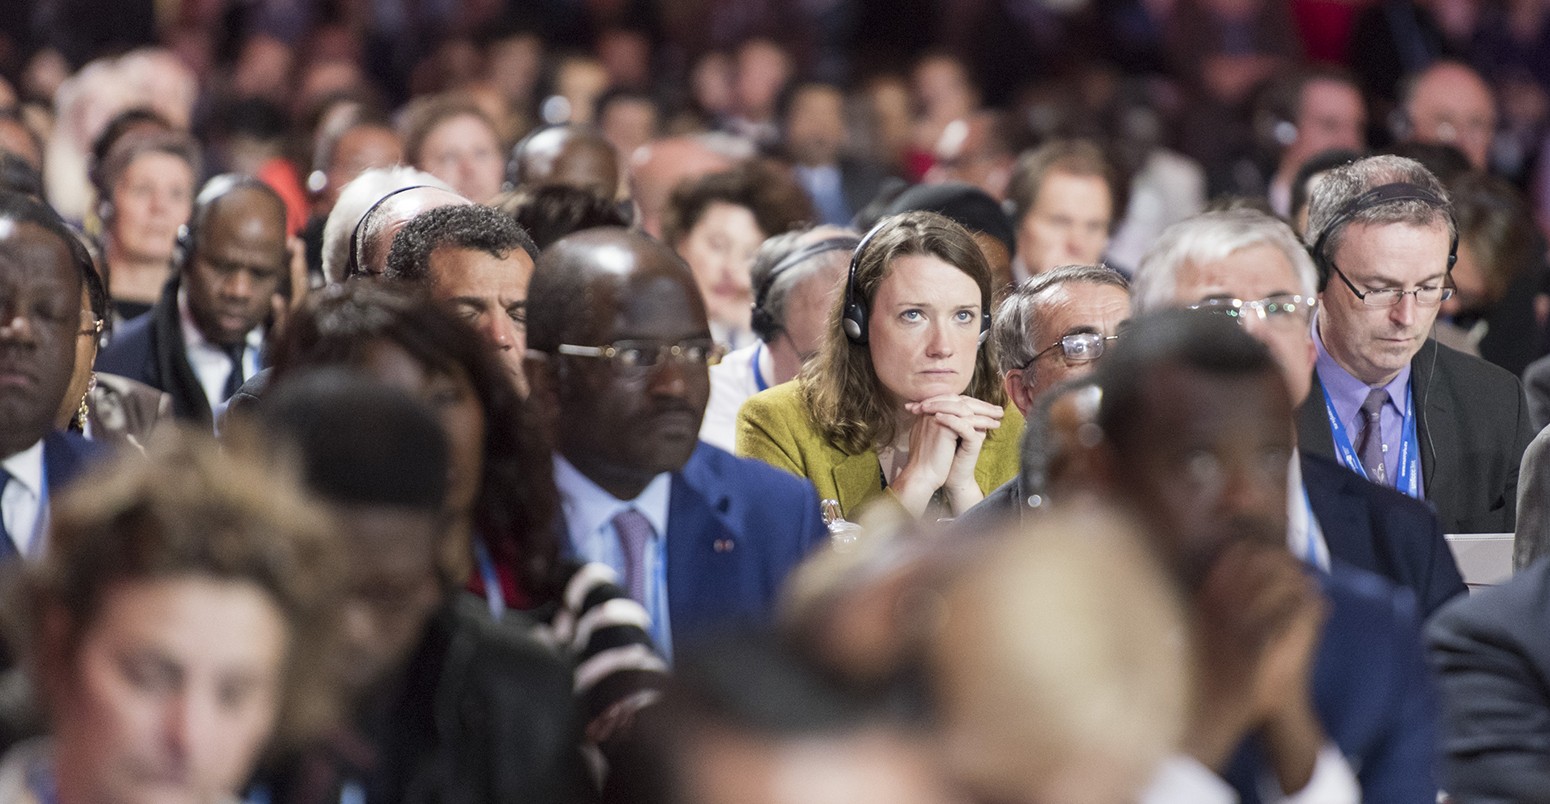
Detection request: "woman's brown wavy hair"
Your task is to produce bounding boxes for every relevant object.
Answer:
[800,211,1005,455]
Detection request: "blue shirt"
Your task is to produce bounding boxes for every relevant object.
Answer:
[1313,318,1423,495]
[552,455,674,659]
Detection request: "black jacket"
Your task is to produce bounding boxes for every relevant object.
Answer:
[94,277,220,425]
[1298,339,1535,535]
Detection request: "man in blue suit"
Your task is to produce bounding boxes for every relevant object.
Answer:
[0,190,103,560]
[524,228,827,658]
[1089,311,1437,803]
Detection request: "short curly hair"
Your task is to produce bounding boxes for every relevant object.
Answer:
[383,202,538,284]
[660,159,813,248]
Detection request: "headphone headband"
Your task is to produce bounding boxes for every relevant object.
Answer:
[346,184,435,279]
[1309,182,1457,285]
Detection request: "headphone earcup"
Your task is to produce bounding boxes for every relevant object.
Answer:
[842,302,867,345]
[750,305,779,344]
[173,224,192,271]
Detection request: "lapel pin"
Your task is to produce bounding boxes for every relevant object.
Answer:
[713,539,735,553]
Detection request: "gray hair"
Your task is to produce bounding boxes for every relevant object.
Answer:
[751,225,857,343]
[1305,154,1454,275]
[1133,209,1318,314]
[993,264,1128,378]
[321,166,453,284]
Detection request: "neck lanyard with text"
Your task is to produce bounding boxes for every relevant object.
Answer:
[1322,383,1421,499]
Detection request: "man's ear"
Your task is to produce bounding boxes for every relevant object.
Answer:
[1003,370,1033,417]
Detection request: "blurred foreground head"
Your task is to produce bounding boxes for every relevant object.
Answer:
[21,428,340,804]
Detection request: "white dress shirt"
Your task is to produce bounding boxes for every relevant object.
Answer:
[701,342,771,452]
[553,455,675,658]
[0,441,46,557]
[1141,745,1359,803]
[178,287,263,413]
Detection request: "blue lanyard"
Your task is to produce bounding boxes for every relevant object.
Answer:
[1322,384,1422,499]
[750,344,769,393]
[472,535,504,617]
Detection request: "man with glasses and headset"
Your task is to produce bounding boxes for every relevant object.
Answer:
[1132,206,1464,616]
[523,227,827,659]
[1299,155,1533,536]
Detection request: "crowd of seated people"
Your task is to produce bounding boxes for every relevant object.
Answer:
[10,2,1550,801]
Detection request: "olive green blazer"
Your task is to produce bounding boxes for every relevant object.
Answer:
[735,380,1025,519]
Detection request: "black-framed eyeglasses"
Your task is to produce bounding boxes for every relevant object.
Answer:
[1027,332,1119,367]
[1187,294,1318,326]
[1329,263,1453,308]
[556,338,726,370]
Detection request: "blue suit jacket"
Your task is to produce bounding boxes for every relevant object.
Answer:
[42,430,103,498]
[1302,451,1466,617]
[559,443,827,647]
[1227,563,1439,803]
[666,443,827,643]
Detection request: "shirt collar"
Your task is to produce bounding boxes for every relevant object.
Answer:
[178,286,264,353]
[552,454,672,539]
[1312,316,1411,421]
[1,440,45,498]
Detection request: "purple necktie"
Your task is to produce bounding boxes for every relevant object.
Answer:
[1357,388,1390,485]
[611,508,655,603]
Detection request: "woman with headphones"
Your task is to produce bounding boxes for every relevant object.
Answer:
[736,211,1024,519]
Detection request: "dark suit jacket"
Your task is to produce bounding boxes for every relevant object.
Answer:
[959,456,1466,616]
[1427,556,1550,803]
[1302,451,1465,617]
[95,276,221,425]
[1297,339,1535,534]
[41,430,103,498]
[1229,564,1439,803]
[562,443,827,647]
[258,596,595,804]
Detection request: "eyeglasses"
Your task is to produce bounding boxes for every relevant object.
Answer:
[556,339,725,370]
[1330,264,1453,308]
[1187,294,1318,325]
[1028,332,1119,367]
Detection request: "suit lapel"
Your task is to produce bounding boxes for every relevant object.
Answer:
[1411,340,1454,506]
[150,278,214,424]
[1298,370,1337,460]
[831,451,882,519]
[665,455,737,635]
[1301,455,1376,571]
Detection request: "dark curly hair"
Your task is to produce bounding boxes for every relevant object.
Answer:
[491,184,631,251]
[383,202,538,284]
[266,283,562,602]
[660,159,814,248]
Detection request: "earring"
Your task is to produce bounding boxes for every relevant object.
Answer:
[74,372,96,431]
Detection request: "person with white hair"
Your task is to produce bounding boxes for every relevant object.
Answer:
[1131,207,1464,617]
[319,165,464,284]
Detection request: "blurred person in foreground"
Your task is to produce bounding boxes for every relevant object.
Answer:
[1080,310,1437,803]
[0,428,340,804]
[242,372,593,803]
[261,284,664,755]
[737,212,1023,520]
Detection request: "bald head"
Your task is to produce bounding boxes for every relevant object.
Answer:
[1404,60,1497,170]
[509,125,620,200]
[628,136,738,237]
[527,227,707,351]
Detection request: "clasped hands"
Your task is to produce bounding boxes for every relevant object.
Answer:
[890,394,1003,516]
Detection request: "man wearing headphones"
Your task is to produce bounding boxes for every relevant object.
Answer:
[1299,155,1534,534]
[97,175,290,427]
[698,225,855,451]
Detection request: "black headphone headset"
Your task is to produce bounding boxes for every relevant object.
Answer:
[346,184,434,279]
[1308,182,1458,289]
[841,222,992,347]
[751,235,861,343]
